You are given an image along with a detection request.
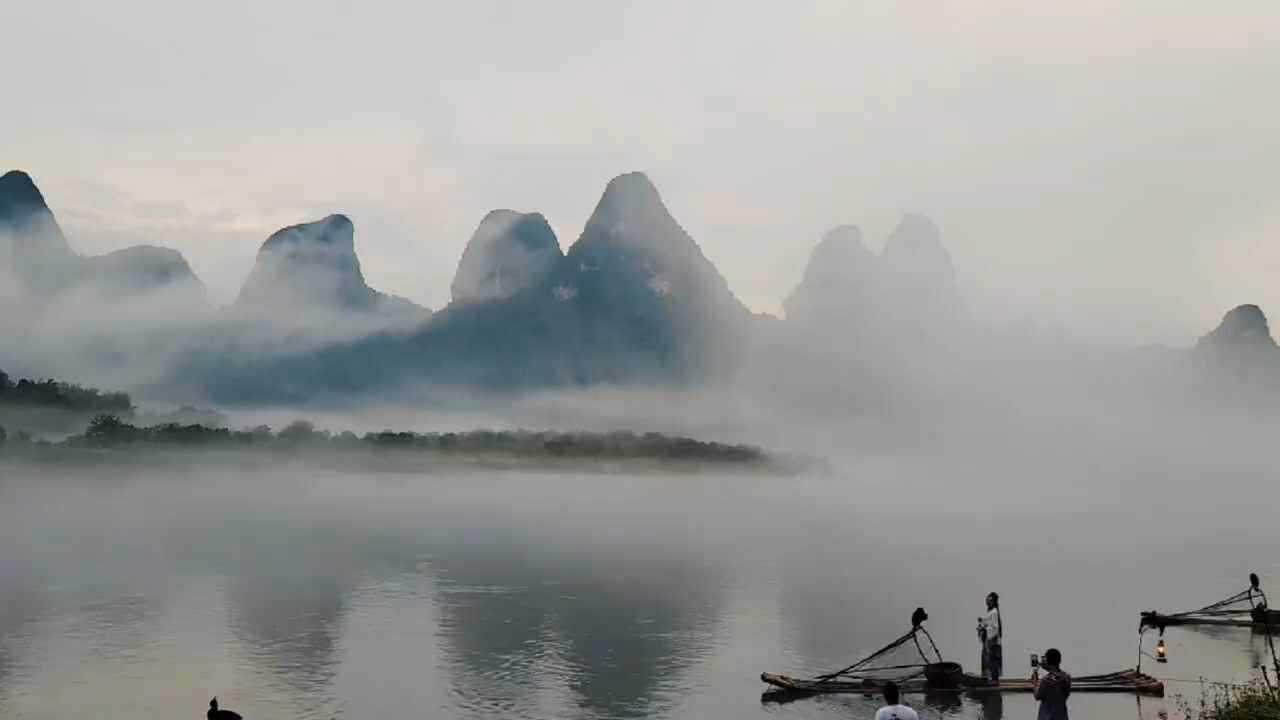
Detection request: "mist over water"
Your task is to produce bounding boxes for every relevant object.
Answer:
[3,4,1279,715]
[3,164,1278,718]
[0,453,1272,720]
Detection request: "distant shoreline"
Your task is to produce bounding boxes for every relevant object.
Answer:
[0,446,779,475]
[0,417,777,474]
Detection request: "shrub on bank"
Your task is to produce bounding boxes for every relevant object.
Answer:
[1183,681,1280,720]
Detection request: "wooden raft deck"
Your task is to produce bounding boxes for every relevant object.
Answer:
[760,668,1164,698]
[1142,612,1279,630]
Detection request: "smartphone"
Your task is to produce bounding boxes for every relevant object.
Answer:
[1030,653,1040,668]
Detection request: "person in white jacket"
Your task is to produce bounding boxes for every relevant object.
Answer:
[977,591,1003,685]
[873,682,919,720]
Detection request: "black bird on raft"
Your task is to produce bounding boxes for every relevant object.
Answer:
[912,607,928,628]
[207,697,242,720]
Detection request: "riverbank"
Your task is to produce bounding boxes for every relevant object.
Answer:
[1185,681,1280,720]
[0,416,782,474]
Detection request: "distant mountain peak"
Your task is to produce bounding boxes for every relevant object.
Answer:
[1,170,213,305]
[579,172,678,247]
[481,208,526,225]
[236,214,418,317]
[814,225,872,261]
[569,171,738,291]
[783,213,965,339]
[894,212,939,237]
[784,225,876,323]
[556,172,750,376]
[472,209,557,252]
[877,212,962,322]
[83,245,207,305]
[451,209,562,304]
[0,169,78,296]
[0,170,47,211]
[882,213,947,264]
[597,171,663,209]
[260,214,355,251]
[0,169,74,258]
[1197,304,1277,351]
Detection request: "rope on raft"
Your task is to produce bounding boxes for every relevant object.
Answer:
[816,627,920,681]
[1141,578,1268,630]
[912,625,944,665]
[817,608,938,682]
[1164,575,1266,620]
[1164,588,1255,619]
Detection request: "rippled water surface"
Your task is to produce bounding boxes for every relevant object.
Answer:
[0,457,1273,719]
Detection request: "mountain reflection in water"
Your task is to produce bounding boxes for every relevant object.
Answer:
[0,464,1272,719]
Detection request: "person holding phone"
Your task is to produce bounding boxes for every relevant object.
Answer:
[1032,648,1071,720]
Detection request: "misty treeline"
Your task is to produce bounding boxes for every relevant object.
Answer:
[0,368,132,413]
[0,414,764,463]
[0,366,235,438]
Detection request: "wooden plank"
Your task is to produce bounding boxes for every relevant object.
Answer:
[761,669,1164,698]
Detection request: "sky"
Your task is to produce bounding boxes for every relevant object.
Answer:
[2,0,1278,346]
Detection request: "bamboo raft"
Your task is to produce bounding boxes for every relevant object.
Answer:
[762,607,1167,703]
[760,668,1165,699]
[1140,611,1280,630]
[1140,574,1277,633]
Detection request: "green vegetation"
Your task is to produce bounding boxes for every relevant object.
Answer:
[1181,681,1280,720]
[47,415,765,464]
[0,369,132,413]
[361,427,762,461]
[0,369,769,467]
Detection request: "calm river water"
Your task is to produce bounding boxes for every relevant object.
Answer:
[0,452,1273,719]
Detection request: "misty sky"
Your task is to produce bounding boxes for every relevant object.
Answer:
[3,0,1277,345]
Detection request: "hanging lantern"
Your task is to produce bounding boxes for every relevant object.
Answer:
[1155,639,1168,663]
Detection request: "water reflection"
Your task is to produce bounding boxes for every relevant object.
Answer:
[921,689,964,717]
[428,529,726,718]
[0,573,44,705]
[64,591,162,662]
[223,574,347,695]
[0,467,1272,720]
[973,691,1002,720]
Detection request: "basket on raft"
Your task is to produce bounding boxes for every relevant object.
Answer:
[923,661,964,688]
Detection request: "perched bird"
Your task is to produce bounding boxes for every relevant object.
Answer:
[208,697,242,720]
[911,607,929,628]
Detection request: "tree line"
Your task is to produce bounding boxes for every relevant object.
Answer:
[0,415,763,463]
[0,369,132,413]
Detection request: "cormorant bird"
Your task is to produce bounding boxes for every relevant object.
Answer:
[208,697,242,720]
[911,607,929,628]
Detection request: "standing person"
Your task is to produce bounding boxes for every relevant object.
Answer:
[978,591,1002,685]
[1032,648,1071,720]
[873,681,919,720]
